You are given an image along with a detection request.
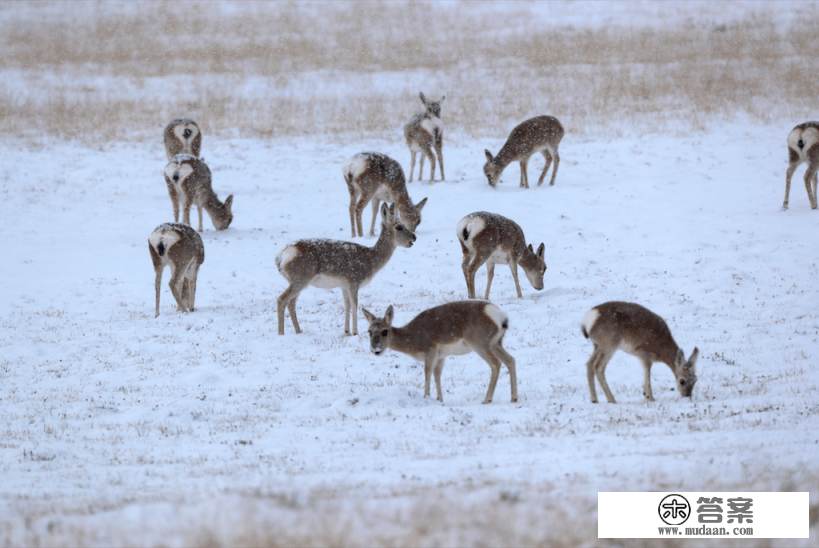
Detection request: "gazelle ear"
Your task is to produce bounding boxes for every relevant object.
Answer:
[419,92,427,105]
[384,305,394,327]
[528,243,533,253]
[674,348,686,370]
[225,195,233,213]
[536,243,545,259]
[380,202,390,222]
[485,150,493,162]
[416,197,428,212]
[440,95,446,103]
[687,347,700,368]
[362,308,376,325]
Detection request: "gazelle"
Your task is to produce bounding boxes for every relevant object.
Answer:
[783,121,819,210]
[148,222,205,318]
[343,152,428,238]
[362,301,517,404]
[456,211,546,300]
[164,154,233,232]
[276,203,416,336]
[483,115,564,188]
[404,92,445,183]
[580,301,699,403]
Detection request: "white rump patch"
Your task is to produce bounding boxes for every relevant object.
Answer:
[173,123,199,144]
[149,228,181,254]
[343,154,369,181]
[484,303,509,331]
[788,127,819,161]
[581,308,600,336]
[420,117,442,137]
[164,162,194,183]
[275,245,300,272]
[456,215,486,250]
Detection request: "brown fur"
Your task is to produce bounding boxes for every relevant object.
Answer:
[783,121,819,210]
[148,223,205,318]
[164,155,233,232]
[276,203,416,336]
[457,212,546,300]
[484,115,564,188]
[404,92,445,183]
[343,152,428,238]
[362,301,517,404]
[163,117,202,160]
[581,301,699,403]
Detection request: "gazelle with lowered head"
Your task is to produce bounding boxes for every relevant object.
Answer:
[164,117,201,161]
[484,115,564,188]
[148,222,205,318]
[363,301,517,404]
[276,203,416,336]
[404,92,445,183]
[457,211,546,300]
[165,154,233,232]
[343,152,428,238]
[783,121,819,210]
[581,301,699,403]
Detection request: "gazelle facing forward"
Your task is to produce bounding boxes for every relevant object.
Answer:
[276,203,416,336]
[581,301,699,403]
[362,301,517,404]
[148,223,205,318]
[343,152,428,238]
[404,92,445,183]
[484,115,564,188]
[457,211,546,300]
[784,121,819,210]
[164,117,201,160]
[164,155,233,232]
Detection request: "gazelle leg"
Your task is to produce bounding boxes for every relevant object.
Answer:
[807,163,819,209]
[484,262,495,300]
[537,149,553,186]
[287,295,301,334]
[354,195,371,238]
[466,259,483,300]
[435,143,444,181]
[509,260,523,298]
[168,264,188,312]
[426,148,436,183]
[493,343,517,402]
[349,287,360,336]
[368,198,380,237]
[548,149,560,186]
[423,351,438,399]
[593,350,617,403]
[784,162,798,210]
[341,288,352,336]
[472,346,502,404]
[419,153,426,183]
[277,283,307,335]
[409,151,417,183]
[154,269,163,318]
[586,346,600,403]
[347,183,359,238]
[519,158,530,188]
[197,206,204,232]
[187,263,200,311]
[641,357,655,401]
[433,357,446,402]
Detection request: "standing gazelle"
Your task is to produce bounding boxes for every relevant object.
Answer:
[456,211,546,300]
[783,121,819,210]
[404,92,445,183]
[343,152,428,238]
[148,223,205,318]
[362,301,517,404]
[276,203,416,336]
[165,155,234,232]
[581,301,699,403]
[484,115,564,188]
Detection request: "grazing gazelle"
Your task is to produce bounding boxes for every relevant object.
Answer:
[343,152,428,238]
[404,92,445,183]
[148,222,205,318]
[164,155,233,232]
[783,121,819,210]
[456,211,546,300]
[484,115,564,188]
[362,301,517,404]
[580,301,699,403]
[164,117,201,160]
[276,203,416,336]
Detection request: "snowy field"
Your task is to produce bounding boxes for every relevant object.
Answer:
[2,1,819,546]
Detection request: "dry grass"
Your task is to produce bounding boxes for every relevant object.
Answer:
[2,1,819,142]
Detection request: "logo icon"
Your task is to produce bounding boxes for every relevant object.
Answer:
[658,494,691,526]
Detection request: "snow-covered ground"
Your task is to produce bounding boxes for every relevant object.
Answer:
[1,118,818,544]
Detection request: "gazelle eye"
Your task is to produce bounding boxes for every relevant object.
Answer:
[680,379,686,385]
[381,330,388,337]
[396,226,403,231]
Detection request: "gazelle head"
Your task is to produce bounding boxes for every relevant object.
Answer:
[419,92,445,118]
[362,305,394,355]
[212,194,234,231]
[522,243,547,290]
[483,150,502,187]
[399,197,428,234]
[674,347,699,397]
[383,202,417,248]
